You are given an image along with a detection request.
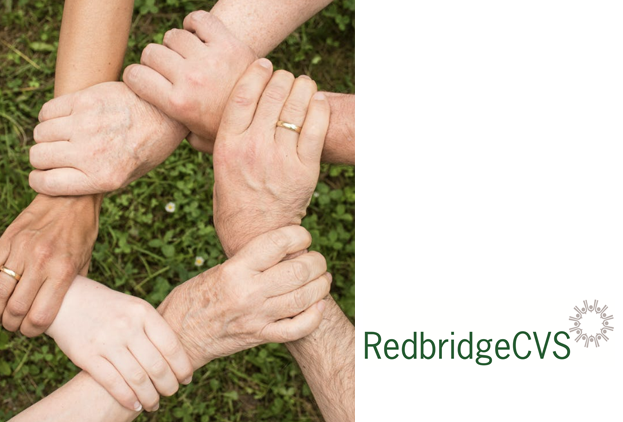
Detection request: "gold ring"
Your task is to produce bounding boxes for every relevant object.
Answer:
[276,121,302,134]
[0,265,21,282]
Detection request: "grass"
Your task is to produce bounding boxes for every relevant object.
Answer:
[0,0,354,420]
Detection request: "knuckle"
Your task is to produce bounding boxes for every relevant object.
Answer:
[6,299,30,318]
[54,259,77,281]
[292,288,308,310]
[267,230,290,251]
[185,70,207,87]
[150,359,168,377]
[34,243,54,260]
[263,86,288,103]
[230,84,256,108]
[290,261,309,284]
[26,309,53,328]
[282,99,307,116]
[168,94,190,113]
[131,370,149,385]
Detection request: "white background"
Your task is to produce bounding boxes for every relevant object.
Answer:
[357,1,623,420]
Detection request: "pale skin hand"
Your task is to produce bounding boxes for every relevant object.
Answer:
[212,58,330,257]
[123,11,355,164]
[11,226,330,422]
[46,276,193,412]
[29,82,188,196]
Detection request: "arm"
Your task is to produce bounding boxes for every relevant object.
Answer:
[287,297,354,422]
[0,0,133,335]
[123,9,355,165]
[12,227,330,422]
[210,0,332,57]
[28,1,354,196]
[210,61,355,420]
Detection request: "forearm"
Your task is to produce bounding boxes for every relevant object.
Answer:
[47,0,133,213]
[55,0,133,96]
[210,0,332,58]
[286,297,355,422]
[322,93,355,165]
[10,372,137,422]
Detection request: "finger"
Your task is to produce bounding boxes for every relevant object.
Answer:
[108,349,161,412]
[260,251,327,297]
[123,64,174,114]
[29,168,93,196]
[261,300,326,343]
[230,226,313,273]
[29,142,76,170]
[144,313,194,384]
[253,70,295,133]
[220,58,273,136]
[186,132,214,154]
[128,336,180,398]
[140,43,184,84]
[33,117,73,143]
[19,271,75,337]
[1,268,44,332]
[0,256,23,326]
[38,93,76,122]
[84,356,142,412]
[276,75,317,152]
[298,91,331,165]
[162,28,206,58]
[266,272,332,319]
[183,11,228,43]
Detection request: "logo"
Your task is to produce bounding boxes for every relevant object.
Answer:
[569,300,614,348]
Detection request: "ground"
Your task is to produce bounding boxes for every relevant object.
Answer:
[0,1,354,420]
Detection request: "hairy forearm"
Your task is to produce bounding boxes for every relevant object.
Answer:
[210,0,332,58]
[322,93,355,165]
[286,296,355,422]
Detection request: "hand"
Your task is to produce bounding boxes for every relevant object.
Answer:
[212,59,330,256]
[0,195,98,336]
[158,226,331,370]
[29,82,188,196]
[46,276,193,413]
[123,11,257,153]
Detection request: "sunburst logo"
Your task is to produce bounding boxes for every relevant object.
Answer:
[569,300,614,348]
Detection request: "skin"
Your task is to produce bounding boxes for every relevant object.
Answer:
[45,276,194,412]
[11,226,330,421]
[0,0,133,336]
[29,8,356,197]
[211,60,355,422]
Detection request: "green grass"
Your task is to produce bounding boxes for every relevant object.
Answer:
[0,1,354,420]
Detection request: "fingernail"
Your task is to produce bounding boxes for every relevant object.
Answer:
[134,402,142,412]
[153,403,160,411]
[316,301,326,313]
[313,92,326,101]
[299,74,311,79]
[258,58,272,69]
[326,273,333,283]
[182,376,192,385]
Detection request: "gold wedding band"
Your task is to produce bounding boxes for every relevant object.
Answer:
[0,265,21,282]
[276,121,302,134]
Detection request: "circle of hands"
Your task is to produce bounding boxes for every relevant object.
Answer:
[0,11,336,413]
